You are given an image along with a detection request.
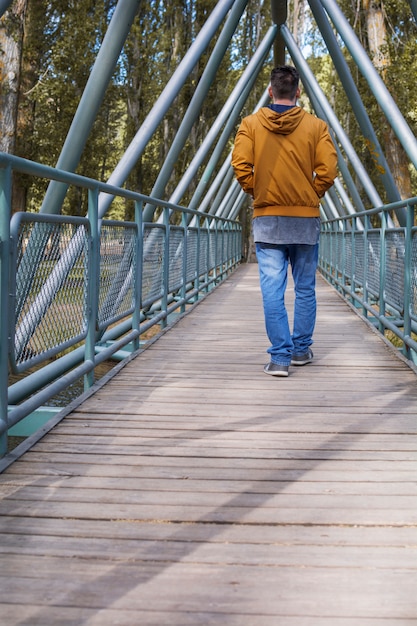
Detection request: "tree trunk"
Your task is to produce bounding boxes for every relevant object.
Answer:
[0,0,27,154]
[362,0,412,202]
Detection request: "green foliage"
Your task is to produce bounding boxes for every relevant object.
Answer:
[10,0,416,220]
[16,0,124,217]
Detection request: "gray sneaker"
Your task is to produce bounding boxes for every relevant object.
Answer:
[291,349,313,366]
[264,362,289,377]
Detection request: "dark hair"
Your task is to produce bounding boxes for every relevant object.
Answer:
[270,65,299,100]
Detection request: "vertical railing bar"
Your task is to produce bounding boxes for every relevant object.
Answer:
[0,165,11,457]
[84,186,99,390]
[224,222,228,272]
[330,224,334,282]
[133,200,143,350]
[341,217,346,293]
[227,222,231,270]
[213,218,218,284]
[234,222,238,267]
[402,201,413,359]
[335,226,339,288]
[379,209,387,333]
[363,212,371,318]
[217,219,222,281]
[350,216,355,303]
[181,211,187,312]
[195,217,201,301]
[229,224,233,269]
[205,217,210,292]
[219,220,224,279]
[161,206,170,327]
[224,221,229,276]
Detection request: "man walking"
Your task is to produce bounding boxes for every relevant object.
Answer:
[232,65,337,377]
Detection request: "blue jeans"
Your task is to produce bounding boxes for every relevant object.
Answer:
[255,242,319,366]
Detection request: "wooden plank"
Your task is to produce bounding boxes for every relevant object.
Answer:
[0,558,416,619]
[0,606,410,626]
[1,263,417,625]
[9,449,417,473]
[1,516,416,547]
[20,432,417,455]
[2,473,417,495]
[1,536,416,569]
[17,441,417,463]
[4,484,417,510]
[23,428,417,450]
[6,458,417,482]
[1,498,416,525]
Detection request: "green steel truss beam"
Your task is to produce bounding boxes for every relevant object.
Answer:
[99,0,236,219]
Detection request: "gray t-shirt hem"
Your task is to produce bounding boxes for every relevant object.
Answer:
[253,216,320,245]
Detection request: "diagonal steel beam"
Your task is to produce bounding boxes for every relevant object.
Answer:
[308,0,401,208]
[319,0,417,170]
[281,24,384,211]
[408,0,417,21]
[40,0,141,215]
[0,0,13,18]
[142,0,249,222]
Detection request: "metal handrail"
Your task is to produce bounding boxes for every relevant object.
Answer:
[319,197,417,366]
[0,152,242,457]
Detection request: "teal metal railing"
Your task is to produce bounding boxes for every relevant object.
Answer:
[319,198,417,366]
[0,153,242,457]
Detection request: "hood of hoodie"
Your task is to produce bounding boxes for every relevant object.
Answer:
[256,106,306,135]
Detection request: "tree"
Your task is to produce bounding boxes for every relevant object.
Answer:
[12,0,48,212]
[362,0,413,201]
[0,0,27,155]
[319,0,417,202]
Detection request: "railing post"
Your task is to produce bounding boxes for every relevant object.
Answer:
[205,217,211,292]
[133,200,143,350]
[219,220,224,280]
[161,206,170,327]
[213,218,219,284]
[363,212,371,319]
[180,211,188,313]
[350,217,356,303]
[194,216,201,302]
[0,165,11,457]
[234,223,239,268]
[379,210,387,333]
[329,222,334,280]
[226,222,231,274]
[402,201,413,359]
[226,221,231,274]
[85,187,99,390]
[341,217,347,292]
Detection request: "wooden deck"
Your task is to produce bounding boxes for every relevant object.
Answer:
[1,263,417,625]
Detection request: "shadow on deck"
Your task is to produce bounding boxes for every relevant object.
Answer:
[0,263,416,625]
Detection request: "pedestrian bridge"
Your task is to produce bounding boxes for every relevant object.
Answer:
[1,0,417,622]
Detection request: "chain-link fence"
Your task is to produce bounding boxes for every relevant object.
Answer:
[319,200,417,364]
[9,210,241,375]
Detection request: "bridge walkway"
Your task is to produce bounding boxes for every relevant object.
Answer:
[0,263,416,625]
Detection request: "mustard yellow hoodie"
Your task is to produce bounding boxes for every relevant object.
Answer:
[232,106,338,218]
